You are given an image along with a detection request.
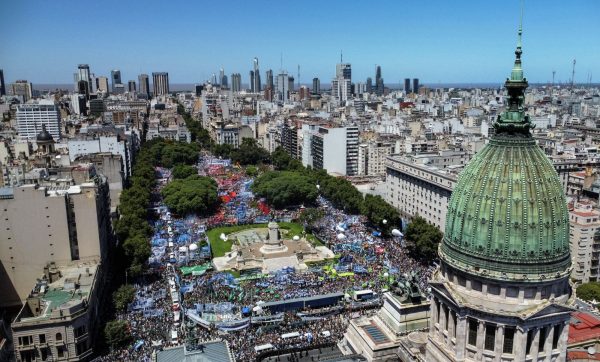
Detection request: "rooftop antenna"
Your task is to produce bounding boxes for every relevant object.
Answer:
[340,50,343,63]
[280,53,283,72]
[571,58,576,88]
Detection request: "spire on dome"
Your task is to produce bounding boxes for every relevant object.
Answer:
[493,1,533,136]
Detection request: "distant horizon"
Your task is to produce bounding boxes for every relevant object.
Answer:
[28,82,599,93]
[1,1,598,85]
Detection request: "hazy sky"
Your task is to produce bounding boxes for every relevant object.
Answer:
[1,0,598,85]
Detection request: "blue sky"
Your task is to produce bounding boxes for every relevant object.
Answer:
[0,0,598,85]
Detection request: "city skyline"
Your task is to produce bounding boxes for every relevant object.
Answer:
[0,0,598,85]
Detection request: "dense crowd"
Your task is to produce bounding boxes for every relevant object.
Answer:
[100,159,435,361]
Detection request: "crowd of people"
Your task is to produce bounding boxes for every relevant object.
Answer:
[100,157,436,361]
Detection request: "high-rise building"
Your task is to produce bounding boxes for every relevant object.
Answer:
[288,76,295,93]
[128,80,136,93]
[266,69,274,91]
[10,80,33,102]
[404,78,411,94]
[366,77,372,94]
[110,69,122,93]
[231,73,242,93]
[413,78,419,94]
[249,70,255,91]
[0,69,5,96]
[96,76,109,94]
[251,57,261,93]
[426,24,573,362]
[312,77,320,94]
[219,68,225,87]
[221,75,228,89]
[16,100,61,141]
[152,72,170,96]
[194,84,203,96]
[138,74,150,98]
[375,65,384,96]
[0,178,111,308]
[211,73,217,85]
[336,63,352,81]
[331,78,351,103]
[303,125,359,176]
[298,86,310,100]
[75,64,92,97]
[276,72,290,103]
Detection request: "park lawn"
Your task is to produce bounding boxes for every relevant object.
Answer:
[207,222,322,258]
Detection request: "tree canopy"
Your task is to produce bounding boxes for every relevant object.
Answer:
[172,164,196,179]
[577,282,600,303]
[104,320,131,349]
[361,194,401,233]
[405,216,443,261]
[231,138,271,165]
[161,175,219,216]
[113,284,136,312]
[253,171,318,209]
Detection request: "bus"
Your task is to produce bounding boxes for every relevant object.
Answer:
[352,289,376,301]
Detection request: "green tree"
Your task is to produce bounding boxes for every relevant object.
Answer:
[245,165,258,177]
[298,208,325,226]
[577,282,600,302]
[113,285,136,312]
[231,138,271,165]
[104,320,131,349]
[252,171,318,209]
[161,176,219,216]
[405,216,443,261]
[172,164,196,179]
[271,147,303,171]
[361,194,401,232]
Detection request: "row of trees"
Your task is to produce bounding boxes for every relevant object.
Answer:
[268,147,401,233]
[105,137,205,349]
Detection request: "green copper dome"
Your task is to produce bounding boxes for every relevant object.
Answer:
[439,24,571,282]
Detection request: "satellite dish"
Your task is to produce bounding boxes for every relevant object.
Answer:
[588,346,596,355]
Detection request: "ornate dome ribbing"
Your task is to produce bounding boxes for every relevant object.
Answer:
[438,24,571,282]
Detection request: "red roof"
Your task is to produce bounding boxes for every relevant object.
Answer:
[569,312,600,344]
[567,350,600,360]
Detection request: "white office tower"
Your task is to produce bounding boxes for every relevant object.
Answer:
[276,72,290,103]
[331,78,352,103]
[304,125,358,176]
[16,100,62,141]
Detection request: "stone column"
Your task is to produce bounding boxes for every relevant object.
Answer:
[513,327,527,361]
[557,322,569,362]
[494,325,504,362]
[544,325,554,362]
[475,321,485,361]
[439,304,447,342]
[430,298,438,340]
[447,310,455,349]
[455,316,467,361]
[529,328,540,359]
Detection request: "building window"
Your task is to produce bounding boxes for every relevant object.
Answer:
[503,327,515,354]
[552,325,562,349]
[468,319,478,346]
[57,346,65,358]
[485,324,496,351]
[55,332,62,341]
[39,334,46,343]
